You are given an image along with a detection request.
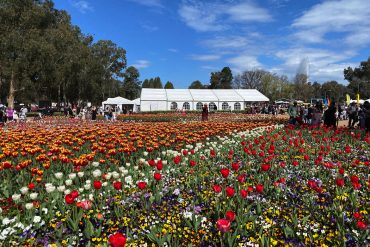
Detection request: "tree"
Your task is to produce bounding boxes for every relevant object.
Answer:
[142,79,150,88]
[121,66,141,100]
[164,81,174,89]
[189,80,204,89]
[209,67,233,89]
[344,57,370,98]
[233,70,269,90]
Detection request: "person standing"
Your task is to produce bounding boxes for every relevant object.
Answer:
[311,102,323,127]
[288,101,299,125]
[324,101,337,129]
[202,103,208,121]
[362,101,370,132]
[347,102,358,128]
[6,107,14,122]
[91,106,97,120]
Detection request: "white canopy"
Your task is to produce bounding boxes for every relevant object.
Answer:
[102,96,133,105]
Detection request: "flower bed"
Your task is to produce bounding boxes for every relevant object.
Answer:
[0,120,369,246]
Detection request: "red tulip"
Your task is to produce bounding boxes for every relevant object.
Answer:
[216,219,231,233]
[77,200,92,210]
[261,163,270,171]
[225,186,235,197]
[213,184,222,193]
[113,181,122,190]
[351,175,359,183]
[225,210,236,222]
[231,163,240,171]
[65,194,75,204]
[28,183,35,190]
[292,160,299,166]
[237,174,246,183]
[220,168,230,178]
[93,180,102,190]
[109,232,127,247]
[137,181,147,190]
[154,172,162,181]
[339,168,345,175]
[240,189,248,198]
[335,178,345,187]
[352,182,361,190]
[303,155,309,161]
[353,212,362,219]
[148,159,156,167]
[71,190,79,199]
[255,184,264,193]
[156,160,163,170]
[173,156,181,164]
[189,160,196,167]
[356,221,368,230]
[182,150,188,156]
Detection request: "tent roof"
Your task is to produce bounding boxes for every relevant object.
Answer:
[103,96,133,105]
[141,88,167,101]
[166,89,193,101]
[235,89,269,102]
[132,98,141,105]
[189,89,218,101]
[212,89,244,102]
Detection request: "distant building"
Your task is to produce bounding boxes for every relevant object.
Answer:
[140,89,269,111]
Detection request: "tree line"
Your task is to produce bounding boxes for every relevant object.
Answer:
[188,60,370,103]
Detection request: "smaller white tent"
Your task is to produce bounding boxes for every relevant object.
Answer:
[102,97,135,112]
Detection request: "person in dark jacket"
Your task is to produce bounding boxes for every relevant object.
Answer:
[202,104,208,121]
[324,101,337,129]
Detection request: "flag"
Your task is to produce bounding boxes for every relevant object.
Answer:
[346,94,350,105]
[327,97,330,106]
[357,93,360,104]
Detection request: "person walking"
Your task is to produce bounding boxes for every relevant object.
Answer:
[324,101,337,129]
[288,101,299,125]
[347,102,358,128]
[202,103,208,121]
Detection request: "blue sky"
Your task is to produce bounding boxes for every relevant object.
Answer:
[53,0,370,88]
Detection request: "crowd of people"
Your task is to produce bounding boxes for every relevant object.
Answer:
[287,101,370,131]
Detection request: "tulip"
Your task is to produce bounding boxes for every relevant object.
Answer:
[261,163,270,171]
[93,180,102,190]
[255,184,264,193]
[113,181,122,190]
[216,218,231,233]
[28,183,35,190]
[71,190,79,199]
[25,202,34,209]
[65,194,75,204]
[225,210,236,222]
[213,184,222,193]
[357,221,368,230]
[108,232,126,247]
[240,189,248,198]
[220,168,230,178]
[12,194,21,201]
[225,186,235,197]
[29,193,38,200]
[137,181,147,190]
[335,178,345,187]
[153,173,162,181]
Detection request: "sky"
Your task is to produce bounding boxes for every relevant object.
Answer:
[53,0,370,88]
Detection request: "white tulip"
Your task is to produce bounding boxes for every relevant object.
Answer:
[85,179,91,184]
[105,173,112,180]
[92,169,101,177]
[78,188,84,192]
[125,163,130,167]
[2,218,11,225]
[92,161,99,167]
[68,173,76,179]
[12,194,21,201]
[88,194,94,200]
[45,185,56,193]
[57,186,66,192]
[65,179,73,186]
[125,176,133,185]
[77,172,84,177]
[25,203,34,210]
[54,172,63,179]
[84,184,91,190]
[20,187,29,195]
[29,193,38,200]
[64,189,71,195]
[112,172,120,179]
[33,216,41,223]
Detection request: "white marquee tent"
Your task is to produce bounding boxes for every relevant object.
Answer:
[140,89,269,111]
[102,96,140,112]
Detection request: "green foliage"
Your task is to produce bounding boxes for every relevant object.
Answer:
[344,57,370,98]
[164,81,174,89]
[209,67,233,89]
[121,66,141,100]
[188,80,204,89]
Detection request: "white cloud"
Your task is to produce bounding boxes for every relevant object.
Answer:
[178,0,272,32]
[227,2,272,23]
[273,47,357,82]
[191,54,221,61]
[126,0,163,8]
[178,2,226,32]
[168,48,178,53]
[71,0,93,13]
[292,0,370,46]
[131,60,150,69]
[227,55,262,73]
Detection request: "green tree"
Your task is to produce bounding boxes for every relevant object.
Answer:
[189,80,204,89]
[344,57,370,98]
[209,67,233,89]
[164,81,174,89]
[142,79,150,88]
[121,66,141,100]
